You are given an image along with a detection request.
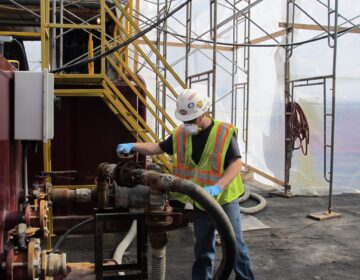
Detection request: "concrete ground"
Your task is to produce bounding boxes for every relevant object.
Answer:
[165,193,360,280]
[59,186,360,279]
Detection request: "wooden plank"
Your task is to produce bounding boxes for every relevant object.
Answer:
[244,164,285,187]
[279,22,360,34]
[307,211,342,221]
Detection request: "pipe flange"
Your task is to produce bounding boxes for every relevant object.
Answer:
[145,205,173,228]
[96,162,116,181]
[27,238,41,279]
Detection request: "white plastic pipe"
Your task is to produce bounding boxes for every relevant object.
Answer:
[113,220,137,275]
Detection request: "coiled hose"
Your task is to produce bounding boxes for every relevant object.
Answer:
[239,186,267,215]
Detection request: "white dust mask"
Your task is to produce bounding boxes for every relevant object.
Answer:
[184,123,201,135]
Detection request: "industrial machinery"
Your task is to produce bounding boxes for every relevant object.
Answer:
[0,53,238,279]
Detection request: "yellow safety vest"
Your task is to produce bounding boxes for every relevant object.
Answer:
[171,120,244,208]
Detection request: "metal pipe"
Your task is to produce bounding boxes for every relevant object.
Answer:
[51,0,57,70]
[59,0,63,68]
[211,0,217,118]
[97,162,236,279]
[328,0,338,213]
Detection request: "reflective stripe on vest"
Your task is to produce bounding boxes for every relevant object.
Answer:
[173,166,222,184]
[211,123,232,172]
[175,126,187,166]
[172,120,244,206]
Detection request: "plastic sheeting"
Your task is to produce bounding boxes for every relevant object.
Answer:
[138,0,360,195]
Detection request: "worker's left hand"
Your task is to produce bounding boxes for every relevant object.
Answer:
[203,184,222,197]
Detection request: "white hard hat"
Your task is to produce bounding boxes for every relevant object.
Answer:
[175,88,210,121]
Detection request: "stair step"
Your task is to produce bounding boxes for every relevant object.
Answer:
[54,74,104,87]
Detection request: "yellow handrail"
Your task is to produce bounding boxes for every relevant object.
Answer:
[106,56,173,135]
[102,85,172,171]
[104,40,177,129]
[88,34,95,74]
[104,5,180,99]
[103,77,161,142]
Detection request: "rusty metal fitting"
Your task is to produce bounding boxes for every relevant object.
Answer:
[96,162,118,209]
[141,171,175,193]
[96,162,117,180]
[8,224,40,251]
[5,235,67,280]
[41,251,67,277]
[27,238,41,279]
[145,202,173,249]
[28,200,49,239]
[113,161,142,187]
[28,182,52,204]
[148,231,169,249]
[96,177,110,209]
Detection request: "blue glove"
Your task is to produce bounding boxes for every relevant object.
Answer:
[204,185,222,197]
[116,143,134,156]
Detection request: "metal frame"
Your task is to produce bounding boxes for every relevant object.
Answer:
[283,0,296,195]
[230,0,251,165]
[9,0,357,212]
[187,70,212,104]
[155,0,170,139]
[282,0,341,213]
[94,209,148,280]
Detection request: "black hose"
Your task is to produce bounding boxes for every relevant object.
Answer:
[53,217,94,250]
[171,179,236,280]
[140,171,236,280]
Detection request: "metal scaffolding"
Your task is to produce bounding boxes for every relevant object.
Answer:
[1,0,359,212]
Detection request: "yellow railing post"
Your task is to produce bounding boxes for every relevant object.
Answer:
[134,0,140,73]
[100,0,106,75]
[41,0,49,69]
[88,34,95,74]
[104,5,180,98]
[125,0,132,68]
[41,0,53,250]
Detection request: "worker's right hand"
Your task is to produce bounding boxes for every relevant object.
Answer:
[116,143,134,156]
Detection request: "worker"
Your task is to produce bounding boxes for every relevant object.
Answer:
[116,88,254,280]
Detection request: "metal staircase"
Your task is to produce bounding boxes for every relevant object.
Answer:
[40,0,187,172]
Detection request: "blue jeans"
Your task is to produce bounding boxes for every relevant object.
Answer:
[192,198,254,280]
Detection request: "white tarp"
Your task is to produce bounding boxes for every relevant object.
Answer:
[138,0,360,195]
